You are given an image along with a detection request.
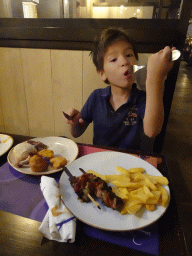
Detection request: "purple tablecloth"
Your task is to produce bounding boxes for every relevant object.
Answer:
[0,153,159,255]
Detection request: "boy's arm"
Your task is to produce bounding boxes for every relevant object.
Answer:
[64,108,89,138]
[143,46,174,138]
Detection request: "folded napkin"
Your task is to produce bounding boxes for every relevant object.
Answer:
[39,176,76,242]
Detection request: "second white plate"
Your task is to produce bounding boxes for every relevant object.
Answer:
[7,136,79,175]
[0,134,14,157]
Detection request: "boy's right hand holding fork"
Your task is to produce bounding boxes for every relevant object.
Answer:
[63,108,88,138]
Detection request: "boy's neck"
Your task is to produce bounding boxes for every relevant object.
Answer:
[110,86,132,111]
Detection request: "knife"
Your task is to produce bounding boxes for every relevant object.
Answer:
[62,111,73,121]
[62,166,103,210]
[63,166,73,179]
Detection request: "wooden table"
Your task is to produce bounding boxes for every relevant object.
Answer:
[0,134,191,256]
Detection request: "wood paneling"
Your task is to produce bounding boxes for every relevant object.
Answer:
[51,49,83,143]
[0,81,5,132]
[21,48,54,137]
[0,99,5,133]
[0,48,100,144]
[0,47,29,135]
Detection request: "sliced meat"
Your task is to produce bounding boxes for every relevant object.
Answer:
[69,173,124,211]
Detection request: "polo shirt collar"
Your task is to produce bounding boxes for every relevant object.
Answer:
[101,86,111,98]
[101,83,138,104]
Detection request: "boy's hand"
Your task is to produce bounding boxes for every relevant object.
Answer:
[64,108,88,138]
[144,46,176,138]
[147,46,175,81]
[63,108,82,124]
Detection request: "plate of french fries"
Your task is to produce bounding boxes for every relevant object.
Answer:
[59,151,170,231]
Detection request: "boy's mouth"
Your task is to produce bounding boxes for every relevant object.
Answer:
[124,69,132,78]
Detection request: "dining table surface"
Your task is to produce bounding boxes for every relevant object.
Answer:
[0,133,192,256]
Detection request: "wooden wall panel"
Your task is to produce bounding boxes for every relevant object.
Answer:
[0,48,105,145]
[82,51,105,144]
[21,48,54,137]
[0,48,29,135]
[0,98,5,133]
[51,50,83,143]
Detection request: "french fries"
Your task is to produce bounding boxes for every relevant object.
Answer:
[116,166,131,176]
[125,200,143,215]
[156,184,169,207]
[87,166,170,216]
[112,187,129,199]
[106,174,131,182]
[87,169,107,181]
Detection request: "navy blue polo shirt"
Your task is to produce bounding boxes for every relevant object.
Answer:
[81,84,146,150]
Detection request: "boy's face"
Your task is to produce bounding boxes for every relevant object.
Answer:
[98,40,137,89]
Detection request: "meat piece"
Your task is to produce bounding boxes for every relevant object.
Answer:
[70,174,95,202]
[70,173,124,211]
[13,142,37,164]
[27,140,48,151]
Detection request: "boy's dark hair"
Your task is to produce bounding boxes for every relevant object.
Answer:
[91,27,138,72]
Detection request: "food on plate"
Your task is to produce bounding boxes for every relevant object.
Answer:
[13,142,37,163]
[12,139,68,172]
[156,184,169,207]
[0,135,11,144]
[116,166,145,175]
[145,204,156,212]
[86,166,169,215]
[29,154,48,172]
[50,156,67,169]
[69,172,124,211]
[13,140,48,167]
[27,140,48,151]
[111,186,129,199]
[105,174,131,183]
[87,169,107,181]
[37,149,54,159]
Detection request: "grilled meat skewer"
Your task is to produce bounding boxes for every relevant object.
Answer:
[63,167,103,210]
[70,169,124,211]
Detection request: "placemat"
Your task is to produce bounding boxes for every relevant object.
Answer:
[78,144,160,167]
[0,145,160,255]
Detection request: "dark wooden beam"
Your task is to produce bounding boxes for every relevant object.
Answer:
[153,0,192,153]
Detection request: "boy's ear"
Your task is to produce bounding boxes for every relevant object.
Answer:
[98,70,107,82]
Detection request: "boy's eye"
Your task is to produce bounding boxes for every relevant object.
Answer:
[111,58,117,62]
[126,54,133,57]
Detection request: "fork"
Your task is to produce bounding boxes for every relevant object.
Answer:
[129,49,181,74]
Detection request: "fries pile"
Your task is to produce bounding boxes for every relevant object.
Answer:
[87,166,169,215]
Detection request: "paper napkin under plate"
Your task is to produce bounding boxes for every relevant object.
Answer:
[39,176,76,242]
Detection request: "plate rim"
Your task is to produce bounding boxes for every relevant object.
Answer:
[0,134,14,157]
[59,151,170,231]
[7,136,79,175]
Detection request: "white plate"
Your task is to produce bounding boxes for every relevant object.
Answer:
[0,134,14,157]
[7,136,79,175]
[59,151,170,231]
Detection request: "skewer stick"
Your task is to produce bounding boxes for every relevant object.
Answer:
[79,168,104,211]
[79,168,86,174]
[87,194,104,211]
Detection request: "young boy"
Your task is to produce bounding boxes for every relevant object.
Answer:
[64,27,174,150]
